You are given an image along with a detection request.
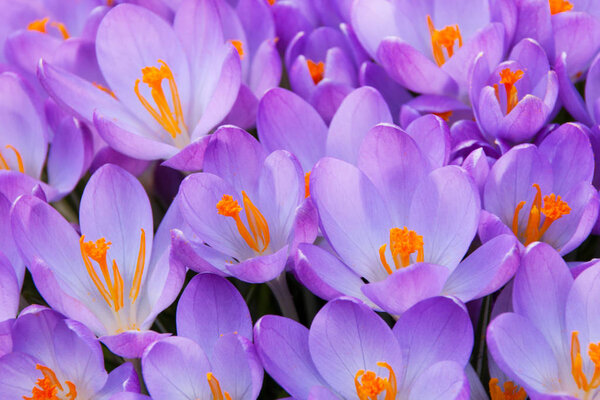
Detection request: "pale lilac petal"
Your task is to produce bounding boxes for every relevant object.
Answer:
[405,114,451,168]
[408,361,469,400]
[101,330,169,359]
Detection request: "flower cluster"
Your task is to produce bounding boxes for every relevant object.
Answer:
[1,0,600,399]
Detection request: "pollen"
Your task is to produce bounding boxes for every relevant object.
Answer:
[230,40,244,59]
[512,184,570,246]
[27,17,69,39]
[427,15,462,66]
[217,192,270,254]
[549,0,573,14]
[135,60,186,139]
[216,195,243,217]
[23,364,77,400]
[379,227,424,274]
[307,59,325,84]
[207,372,232,400]
[571,331,600,392]
[489,378,527,400]
[355,362,397,400]
[494,68,524,114]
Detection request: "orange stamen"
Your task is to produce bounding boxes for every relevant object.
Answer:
[355,362,397,400]
[207,372,232,400]
[512,184,570,245]
[217,192,270,254]
[433,110,453,121]
[571,331,600,392]
[27,18,49,33]
[493,68,524,114]
[549,0,573,14]
[304,172,311,198]
[489,378,527,400]
[267,0,276,5]
[129,229,146,303]
[134,59,186,139]
[379,227,424,273]
[230,40,244,59]
[50,21,69,39]
[307,59,325,84]
[24,364,77,400]
[427,15,462,66]
[0,145,25,173]
[93,82,117,99]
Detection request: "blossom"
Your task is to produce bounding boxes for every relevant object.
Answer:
[142,273,263,400]
[38,0,241,166]
[487,242,600,399]
[11,164,185,357]
[255,296,473,399]
[0,307,139,399]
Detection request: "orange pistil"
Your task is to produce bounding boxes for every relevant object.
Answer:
[0,145,25,173]
[23,364,77,400]
[134,59,186,139]
[433,110,453,121]
[93,82,117,99]
[217,192,270,254]
[549,0,573,14]
[379,227,424,274]
[207,372,233,400]
[304,171,311,198]
[27,17,70,39]
[307,59,325,84]
[79,229,146,313]
[571,331,600,393]
[267,0,276,5]
[427,15,462,66]
[493,68,524,114]
[355,362,397,400]
[512,183,570,246]
[489,378,527,400]
[230,40,244,59]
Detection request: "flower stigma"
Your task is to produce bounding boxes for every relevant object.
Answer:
[230,40,244,59]
[489,378,527,400]
[24,364,77,400]
[27,17,70,39]
[355,362,397,400]
[512,183,570,246]
[134,60,187,140]
[427,15,462,66]
[207,372,232,400]
[379,227,424,274]
[217,192,270,254]
[571,331,600,393]
[307,59,325,84]
[549,0,573,14]
[494,68,524,114]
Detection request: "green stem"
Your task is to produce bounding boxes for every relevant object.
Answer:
[267,273,299,321]
[125,357,147,395]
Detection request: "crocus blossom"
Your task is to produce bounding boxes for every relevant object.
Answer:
[255,296,473,399]
[11,164,185,357]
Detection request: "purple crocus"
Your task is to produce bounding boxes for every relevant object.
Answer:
[298,124,518,315]
[479,122,599,255]
[172,125,317,286]
[470,38,559,144]
[0,306,140,399]
[0,71,89,203]
[142,273,263,400]
[352,0,511,98]
[11,164,185,358]
[38,0,242,167]
[487,242,600,399]
[255,296,473,399]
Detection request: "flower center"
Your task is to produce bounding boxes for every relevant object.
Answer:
[217,192,270,254]
[571,331,600,393]
[134,59,186,139]
[27,17,70,39]
[23,364,77,400]
[207,372,232,400]
[493,68,524,114]
[489,378,527,400]
[0,145,25,173]
[355,362,397,400]
[307,59,325,84]
[230,40,244,59]
[432,111,453,121]
[512,183,570,246]
[549,0,573,14]
[79,229,146,319]
[427,15,462,66]
[379,227,424,274]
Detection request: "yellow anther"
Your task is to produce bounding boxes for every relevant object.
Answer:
[307,59,325,84]
[493,68,524,114]
[217,192,270,254]
[379,227,424,273]
[549,0,573,14]
[23,364,77,400]
[355,362,397,400]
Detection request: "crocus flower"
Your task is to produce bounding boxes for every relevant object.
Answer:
[470,38,559,144]
[399,94,473,129]
[298,124,519,315]
[352,0,510,98]
[0,306,140,399]
[172,125,317,284]
[479,122,599,255]
[11,164,185,358]
[487,241,600,399]
[38,0,242,167]
[142,273,263,400]
[0,71,89,203]
[255,296,473,399]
